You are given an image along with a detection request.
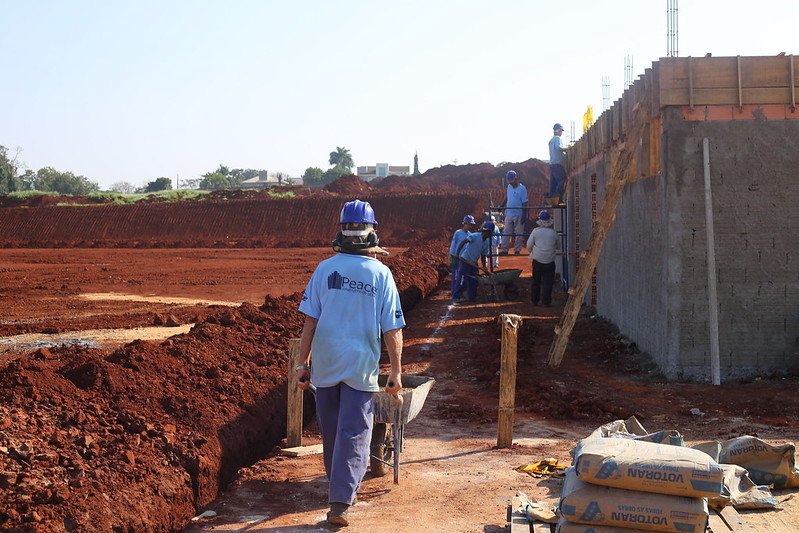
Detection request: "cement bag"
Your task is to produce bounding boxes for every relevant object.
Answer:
[691,441,721,462]
[556,516,651,532]
[586,417,685,447]
[708,464,777,510]
[718,436,799,489]
[574,438,723,498]
[560,468,708,533]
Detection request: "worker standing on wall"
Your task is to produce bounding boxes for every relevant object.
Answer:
[499,170,528,255]
[548,123,568,204]
[453,221,494,302]
[449,214,476,298]
[526,210,558,307]
[295,199,405,527]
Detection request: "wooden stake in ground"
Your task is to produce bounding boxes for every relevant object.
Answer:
[286,338,303,447]
[547,119,644,368]
[497,314,522,448]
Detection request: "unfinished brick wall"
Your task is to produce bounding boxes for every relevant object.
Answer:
[569,107,799,380]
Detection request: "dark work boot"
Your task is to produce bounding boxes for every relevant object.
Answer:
[327,502,350,527]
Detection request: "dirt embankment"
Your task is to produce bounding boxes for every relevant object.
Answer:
[0,242,447,532]
[0,193,488,248]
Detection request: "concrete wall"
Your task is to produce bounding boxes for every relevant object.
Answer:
[663,107,799,380]
[569,107,799,381]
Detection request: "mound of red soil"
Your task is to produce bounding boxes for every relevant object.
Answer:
[323,175,372,196]
[376,158,550,193]
[0,243,446,531]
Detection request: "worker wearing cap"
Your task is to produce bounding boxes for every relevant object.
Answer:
[449,215,476,298]
[526,210,559,306]
[548,123,567,202]
[295,199,405,527]
[453,221,494,302]
[499,170,529,255]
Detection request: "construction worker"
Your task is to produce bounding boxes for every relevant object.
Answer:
[449,214,476,298]
[489,214,501,268]
[499,170,529,255]
[295,199,404,527]
[548,123,567,203]
[526,210,558,307]
[453,221,494,302]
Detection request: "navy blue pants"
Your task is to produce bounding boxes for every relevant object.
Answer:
[315,382,374,505]
[453,260,478,301]
[531,260,556,305]
[549,164,566,198]
[450,256,461,298]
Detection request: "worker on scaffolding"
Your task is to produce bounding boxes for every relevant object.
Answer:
[527,210,558,307]
[449,214,476,298]
[499,170,528,256]
[453,221,494,302]
[548,123,567,204]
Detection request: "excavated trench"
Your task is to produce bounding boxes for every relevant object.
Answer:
[0,191,465,531]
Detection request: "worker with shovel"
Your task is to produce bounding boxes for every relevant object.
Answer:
[453,221,495,302]
[295,199,405,527]
[449,214,476,298]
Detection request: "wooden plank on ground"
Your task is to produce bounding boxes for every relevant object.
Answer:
[508,497,531,533]
[708,513,731,532]
[280,443,323,457]
[719,506,755,531]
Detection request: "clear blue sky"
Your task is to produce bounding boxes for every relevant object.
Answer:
[1,1,796,189]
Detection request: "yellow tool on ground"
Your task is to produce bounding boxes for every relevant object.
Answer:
[516,457,569,478]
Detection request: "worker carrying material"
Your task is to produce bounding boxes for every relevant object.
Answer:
[449,214,476,298]
[295,199,405,527]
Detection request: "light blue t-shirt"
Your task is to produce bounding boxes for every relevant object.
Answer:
[299,253,406,392]
[458,232,489,266]
[449,228,470,256]
[549,135,565,165]
[505,183,528,218]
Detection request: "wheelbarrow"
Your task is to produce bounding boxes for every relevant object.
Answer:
[370,375,435,484]
[473,268,523,301]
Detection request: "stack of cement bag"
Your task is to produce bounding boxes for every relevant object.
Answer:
[556,437,722,532]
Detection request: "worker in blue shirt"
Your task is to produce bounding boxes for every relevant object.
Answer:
[296,200,405,527]
[500,170,529,255]
[453,221,494,302]
[449,214,475,298]
[548,123,567,202]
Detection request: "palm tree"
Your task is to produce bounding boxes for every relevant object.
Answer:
[328,146,354,172]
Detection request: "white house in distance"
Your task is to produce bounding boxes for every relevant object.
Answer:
[356,163,410,182]
[241,171,299,189]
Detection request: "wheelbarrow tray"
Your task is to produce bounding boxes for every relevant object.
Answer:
[477,268,523,286]
[372,375,435,425]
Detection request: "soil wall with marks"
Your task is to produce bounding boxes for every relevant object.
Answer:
[0,242,447,531]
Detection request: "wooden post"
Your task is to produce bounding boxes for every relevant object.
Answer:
[286,338,303,448]
[497,314,522,448]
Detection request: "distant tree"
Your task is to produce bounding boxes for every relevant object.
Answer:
[34,167,99,195]
[143,177,173,193]
[19,170,36,191]
[322,166,347,185]
[274,171,290,185]
[109,181,136,194]
[413,152,420,175]
[199,172,231,190]
[0,145,22,194]
[302,167,324,186]
[181,178,202,190]
[328,147,354,172]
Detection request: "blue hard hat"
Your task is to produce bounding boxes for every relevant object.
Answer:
[340,199,378,225]
[462,215,475,225]
[538,210,551,221]
[553,123,564,131]
[481,221,495,232]
[506,170,517,181]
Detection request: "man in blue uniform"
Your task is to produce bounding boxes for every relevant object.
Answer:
[449,214,475,298]
[295,200,405,527]
[453,221,494,302]
[548,123,567,202]
[500,170,529,255]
